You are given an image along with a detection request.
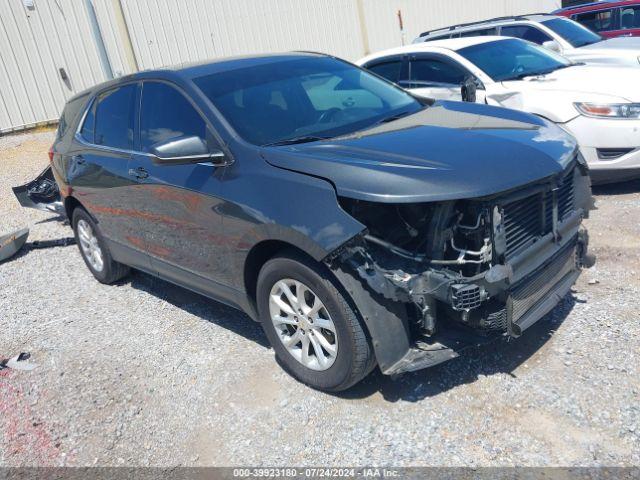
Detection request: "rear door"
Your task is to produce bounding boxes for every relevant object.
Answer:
[69,82,149,268]
[128,80,230,294]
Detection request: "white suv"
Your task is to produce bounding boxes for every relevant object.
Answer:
[358,36,640,184]
[414,14,640,67]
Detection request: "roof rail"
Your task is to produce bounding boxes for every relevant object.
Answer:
[418,12,555,38]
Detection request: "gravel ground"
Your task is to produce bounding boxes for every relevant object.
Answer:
[1,129,639,467]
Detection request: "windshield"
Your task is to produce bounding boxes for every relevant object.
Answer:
[541,18,602,48]
[193,56,421,146]
[458,38,571,82]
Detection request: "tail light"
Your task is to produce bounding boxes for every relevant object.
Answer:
[48,145,54,163]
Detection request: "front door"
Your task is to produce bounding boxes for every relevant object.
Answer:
[127,80,230,295]
[404,54,485,103]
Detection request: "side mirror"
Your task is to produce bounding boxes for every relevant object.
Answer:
[150,136,227,166]
[542,40,561,53]
[461,77,477,103]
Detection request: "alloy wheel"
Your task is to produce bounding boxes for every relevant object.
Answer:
[268,278,338,371]
[77,219,104,272]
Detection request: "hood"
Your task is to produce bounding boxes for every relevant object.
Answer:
[263,101,577,203]
[580,36,640,52]
[502,64,640,102]
[569,38,640,67]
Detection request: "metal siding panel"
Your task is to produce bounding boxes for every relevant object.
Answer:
[24,1,68,117]
[3,1,45,124]
[93,0,128,76]
[362,0,561,53]
[0,0,562,133]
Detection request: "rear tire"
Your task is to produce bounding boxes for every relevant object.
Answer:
[257,251,375,391]
[72,207,129,284]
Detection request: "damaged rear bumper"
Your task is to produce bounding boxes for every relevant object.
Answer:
[12,166,64,215]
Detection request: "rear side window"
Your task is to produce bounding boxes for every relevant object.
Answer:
[408,58,467,86]
[575,9,614,32]
[94,84,136,150]
[458,27,498,37]
[140,82,209,152]
[500,25,552,45]
[366,60,403,83]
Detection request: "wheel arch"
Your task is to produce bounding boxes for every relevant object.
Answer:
[64,195,84,221]
[243,239,320,317]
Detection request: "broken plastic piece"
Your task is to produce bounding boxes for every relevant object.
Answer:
[12,166,64,215]
[0,228,29,262]
[0,352,39,371]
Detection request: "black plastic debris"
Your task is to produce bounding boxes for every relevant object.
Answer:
[12,166,64,215]
[28,237,76,250]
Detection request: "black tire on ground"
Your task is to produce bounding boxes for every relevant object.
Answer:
[257,251,375,391]
[72,207,130,284]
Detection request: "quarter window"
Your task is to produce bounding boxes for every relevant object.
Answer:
[80,99,96,143]
[409,58,467,86]
[366,60,403,83]
[500,25,553,45]
[140,82,209,152]
[93,85,136,150]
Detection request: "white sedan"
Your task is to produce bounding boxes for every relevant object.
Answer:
[357,37,640,184]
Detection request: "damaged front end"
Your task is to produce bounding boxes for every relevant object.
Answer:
[12,166,64,216]
[326,157,593,376]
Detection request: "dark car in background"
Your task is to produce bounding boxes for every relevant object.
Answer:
[16,53,592,391]
[554,0,640,37]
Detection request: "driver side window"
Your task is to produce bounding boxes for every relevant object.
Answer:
[140,82,213,153]
[407,57,467,87]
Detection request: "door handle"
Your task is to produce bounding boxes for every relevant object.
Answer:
[128,167,149,179]
[72,155,85,165]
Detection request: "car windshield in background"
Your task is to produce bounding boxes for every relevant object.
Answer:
[458,38,571,82]
[541,18,603,48]
[193,56,421,146]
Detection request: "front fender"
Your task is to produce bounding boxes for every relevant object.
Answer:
[221,161,366,291]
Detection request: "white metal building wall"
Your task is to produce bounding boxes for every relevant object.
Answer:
[117,0,367,71]
[362,0,562,54]
[0,0,108,133]
[1,0,562,133]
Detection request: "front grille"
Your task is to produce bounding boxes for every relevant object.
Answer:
[510,241,577,324]
[503,168,575,258]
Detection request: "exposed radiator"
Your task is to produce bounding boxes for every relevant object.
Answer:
[503,167,575,258]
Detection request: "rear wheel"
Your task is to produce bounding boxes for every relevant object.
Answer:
[72,208,129,284]
[257,252,375,391]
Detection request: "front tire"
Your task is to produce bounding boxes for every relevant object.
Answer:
[257,251,375,391]
[72,207,130,284]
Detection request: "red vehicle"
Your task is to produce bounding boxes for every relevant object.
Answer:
[554,0,640,38]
